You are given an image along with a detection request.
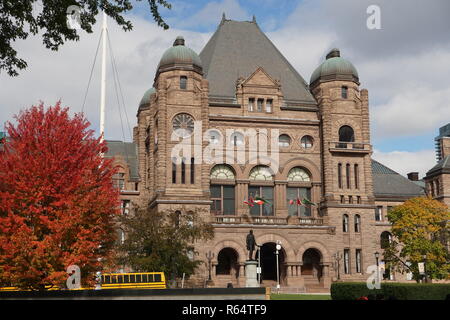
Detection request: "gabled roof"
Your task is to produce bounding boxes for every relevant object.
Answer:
[104,141,139,181]
[371,159,425,199]
[427,155,450,175]
[199,19,317,105]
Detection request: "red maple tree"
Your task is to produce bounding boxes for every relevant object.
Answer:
[0,102,119,290]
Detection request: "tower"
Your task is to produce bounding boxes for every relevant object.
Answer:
[136,36,211,214]
[310,48,377,279]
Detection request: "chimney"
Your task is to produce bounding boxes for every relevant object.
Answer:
[407,172,419,181]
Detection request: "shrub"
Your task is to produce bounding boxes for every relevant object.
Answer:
[331,282,450,300]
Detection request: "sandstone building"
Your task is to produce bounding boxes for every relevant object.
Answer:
[105,17,428,291]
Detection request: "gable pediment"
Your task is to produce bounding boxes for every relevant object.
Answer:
[243,67,279,87]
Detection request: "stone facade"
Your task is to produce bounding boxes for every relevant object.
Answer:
[109,18,428,290]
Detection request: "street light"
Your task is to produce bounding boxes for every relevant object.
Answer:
[374,251,380,286]
[256,245,261,284]
[275,241,281,294]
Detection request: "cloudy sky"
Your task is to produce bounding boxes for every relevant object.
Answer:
[1,0,449,178]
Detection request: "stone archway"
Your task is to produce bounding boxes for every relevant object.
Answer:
[216,247,240,278]
[301,248,322,277]
[259,242,286,284]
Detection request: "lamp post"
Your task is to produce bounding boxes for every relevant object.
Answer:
[206,251,214,282]
[275,241,281,294]
[257,244,261,284]
[374,251,380,286]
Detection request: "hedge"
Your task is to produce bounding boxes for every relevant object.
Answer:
[331,282,450,300]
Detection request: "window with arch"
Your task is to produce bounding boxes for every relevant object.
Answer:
[338,125,355,142]
[338,163,343,189]
[287,166,312,217]
[341,86,348,99]
[112,171,125,190]
[354,214,361,233]
[346,163,351,189]
[380,231,392,249]
[180,76,187,89]
[172,113,194,138]
[301,135,314,149]
[249,166,274,216]
[208,130,222,145]
[210,165,235,216]
[343,214,349,233]
[230,132,244,146]
[249,166,273,181]
[278,134,291,147]
[287,167,311,182]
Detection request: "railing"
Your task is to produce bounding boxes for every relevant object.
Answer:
[296,217,324,225]
[212,216,324,226]
[250,216,287,225]
[329,141,370,151]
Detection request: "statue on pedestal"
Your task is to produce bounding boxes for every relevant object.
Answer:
[246,230,257,261]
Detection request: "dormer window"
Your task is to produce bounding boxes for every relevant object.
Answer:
[248,98,255,112]
[257,99,263,112]
[180,76,187,89]
[266,99,273,113]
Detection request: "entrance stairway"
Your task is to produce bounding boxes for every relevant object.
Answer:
[303,275,328,293]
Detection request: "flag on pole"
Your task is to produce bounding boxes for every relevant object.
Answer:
[302,198,317,206]
[255,196,271,205]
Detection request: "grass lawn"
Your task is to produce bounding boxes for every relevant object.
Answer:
[271,293,331,300]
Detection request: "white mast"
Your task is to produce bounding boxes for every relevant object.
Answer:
[99,11,107,142]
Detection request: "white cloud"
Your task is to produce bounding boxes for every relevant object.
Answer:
[372,149,436,178]
[372,86,450,139]
[0,14,209,141]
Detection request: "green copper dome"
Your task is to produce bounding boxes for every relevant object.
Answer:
[158,36,202,71]
[310,48,359,85]
[139,87,156,108]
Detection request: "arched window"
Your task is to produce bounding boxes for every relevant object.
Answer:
[287,167,311,182]
[338,163,343,189]
[354,214,361,233]
[341,86,348,99]
[249,166,273,181]
[339,126,355,142]
[230,132,244,146]
[210,164,235,180]
[112,170,125,190]
[249,166,274,216]
[301,135,314,149]
[354,164,359,189]
[380,231,392,249]
[278,134,291,147]
[343,214,349,233]
[210,165,235,216]
[180,76,187,89]
[208,130,222,145]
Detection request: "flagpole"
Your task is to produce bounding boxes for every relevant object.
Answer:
[99,10,107,143]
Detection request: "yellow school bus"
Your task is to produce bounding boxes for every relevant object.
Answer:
[0,272,166,291]
[100,272,166,289]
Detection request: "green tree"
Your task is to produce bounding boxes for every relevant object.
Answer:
[384,197,450,282]
[1,0,171,76]
[116,207,214,285]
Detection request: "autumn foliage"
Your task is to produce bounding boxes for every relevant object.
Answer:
[0,102,119,290]
[385,196,450,281]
